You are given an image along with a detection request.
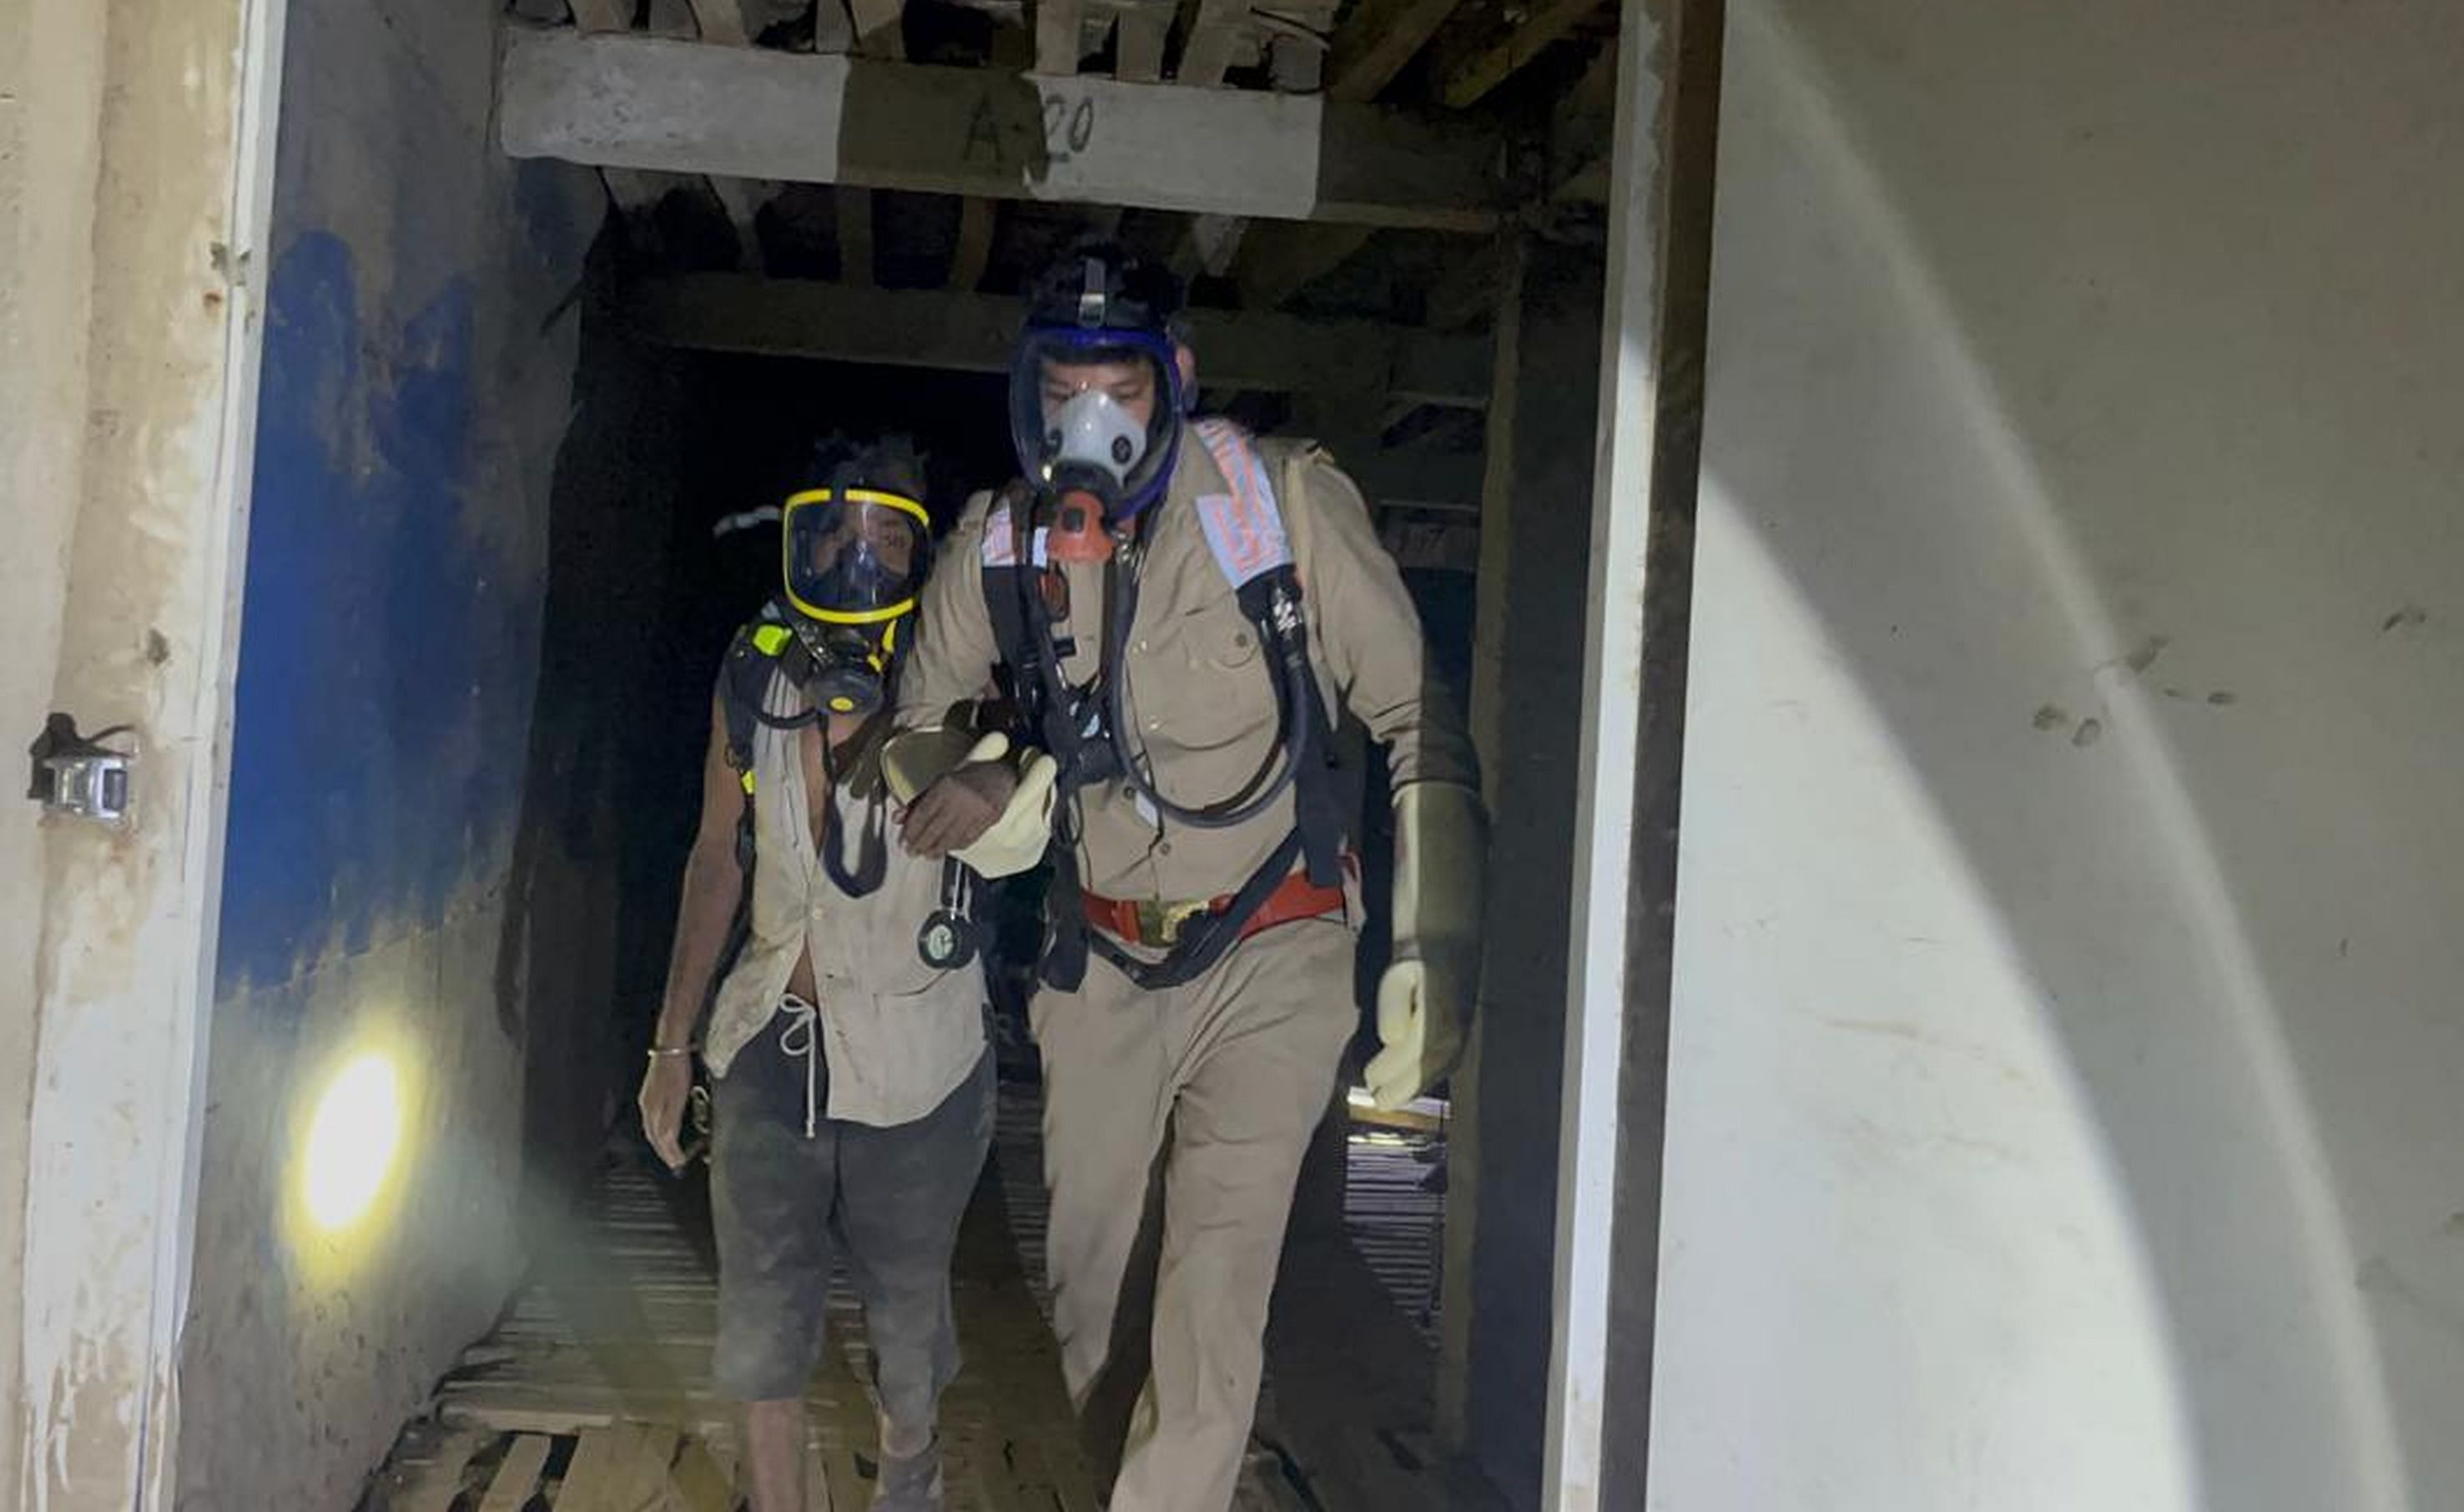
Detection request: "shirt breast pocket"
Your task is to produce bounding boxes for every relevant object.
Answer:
[1140,602,1273,756]
[851,858,955,998]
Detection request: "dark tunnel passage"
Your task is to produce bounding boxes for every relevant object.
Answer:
[441,242,1494,1509]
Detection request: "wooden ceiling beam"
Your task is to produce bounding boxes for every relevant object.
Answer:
[1438,0,1605,109]
[625,273,1494,407]
[1325,0,1463,103]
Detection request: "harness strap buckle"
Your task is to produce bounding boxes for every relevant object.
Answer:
[1134,897,1217,947]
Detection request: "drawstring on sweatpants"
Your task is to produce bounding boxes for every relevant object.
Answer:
[778,993,821,1139]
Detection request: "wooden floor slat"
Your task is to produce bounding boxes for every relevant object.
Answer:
[366,1081,1484,1510]
[476,1434,555,1512]
[385,1427,489,1512]
[668,1436,739,1512]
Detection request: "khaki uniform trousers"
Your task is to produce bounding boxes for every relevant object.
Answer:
[1030,917,1356,1512]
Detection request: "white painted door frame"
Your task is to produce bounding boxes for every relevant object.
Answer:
[1544,0,1709,1506]
[14,0,288,1504]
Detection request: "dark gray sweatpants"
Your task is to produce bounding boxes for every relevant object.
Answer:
[710,1015,993,1434]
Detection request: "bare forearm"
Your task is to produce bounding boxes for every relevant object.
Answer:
[655,839,743,1049]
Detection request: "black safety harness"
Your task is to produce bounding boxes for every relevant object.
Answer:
[980,421,1350,992]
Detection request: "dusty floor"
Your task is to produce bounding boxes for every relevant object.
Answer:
[357,1084,1475,1511]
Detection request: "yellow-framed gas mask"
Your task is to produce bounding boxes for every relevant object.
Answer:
[778,485,931,718]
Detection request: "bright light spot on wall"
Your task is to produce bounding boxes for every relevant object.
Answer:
[300,1053,403,1232]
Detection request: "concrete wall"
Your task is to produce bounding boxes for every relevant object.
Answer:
[1650,3,2464,1509]
[0,6,108,1495]
[5,0,287,1503]
[173,0,599,1506]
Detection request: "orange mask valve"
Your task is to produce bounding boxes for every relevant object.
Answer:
[1045,489,1115,564]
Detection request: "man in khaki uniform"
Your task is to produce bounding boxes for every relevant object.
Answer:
[891,245,1484,1512]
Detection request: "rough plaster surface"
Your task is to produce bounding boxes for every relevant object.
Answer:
[0,3,109,1499]
[178,904,529,1512]
[1651,3,2464,1508]
[174,0,597,1504]
[9,0,269,1504]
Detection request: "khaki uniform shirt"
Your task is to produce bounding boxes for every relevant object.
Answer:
[897,422,1479,904]
[706,670,987,1126]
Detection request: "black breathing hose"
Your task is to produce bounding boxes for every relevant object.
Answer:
[1099,552,1310,830]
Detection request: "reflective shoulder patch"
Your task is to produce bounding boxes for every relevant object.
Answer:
[981,497,1017,568]
[1191,419,1292,587]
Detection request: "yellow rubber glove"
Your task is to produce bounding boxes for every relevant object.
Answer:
[881,719,987,805]
[952,738,1057,879]
[1365,780,1487,1111]
[886,723,1059,879]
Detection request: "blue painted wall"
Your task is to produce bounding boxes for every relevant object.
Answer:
[219,234,530,993]
[179,1,602,1505]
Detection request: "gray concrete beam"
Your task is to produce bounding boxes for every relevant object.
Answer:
[499,28,1504,231]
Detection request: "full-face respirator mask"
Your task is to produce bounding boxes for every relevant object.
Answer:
[776,483,931,718]
[1007,247,1190,562]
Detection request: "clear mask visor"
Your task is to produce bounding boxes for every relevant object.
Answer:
[780,489,930,624]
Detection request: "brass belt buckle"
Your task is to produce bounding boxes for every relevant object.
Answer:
[1136,898,1213,945]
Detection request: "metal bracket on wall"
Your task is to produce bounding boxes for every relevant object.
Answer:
[27,712,137,829]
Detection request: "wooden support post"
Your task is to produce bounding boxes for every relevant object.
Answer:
[1115,2,1173,79]
[647,0,701,36]
[1439,229,1524,1457]
[836,185,876,285]
[814,0,859,51]
[1270,28,1326,91]
[1177,212,1248,279]
[600,167,673,215]
[1177,0,1251,86]
[687,0,753,44]
[567,0,632,28]
[950,194,998,290]
[1034,0,1085,71]
[709,177,776,270]
[848,0,906,58]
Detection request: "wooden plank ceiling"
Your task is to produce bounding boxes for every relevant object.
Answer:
[532,0,1618,528]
